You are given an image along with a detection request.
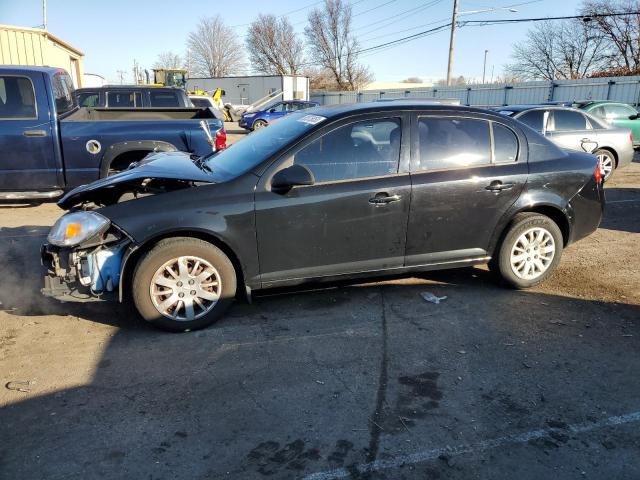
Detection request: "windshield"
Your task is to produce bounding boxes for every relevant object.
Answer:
[204,112,326,177]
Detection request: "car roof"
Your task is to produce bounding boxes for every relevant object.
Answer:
[311,101,496,119]
[76,85,182,91]
[497,105,588,114]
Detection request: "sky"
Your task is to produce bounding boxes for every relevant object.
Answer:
[1,0,584,85]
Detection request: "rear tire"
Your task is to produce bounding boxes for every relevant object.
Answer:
[252,119,268,130]
[594,149,615,181]
[493,213,563,289]
[132,237,237,332]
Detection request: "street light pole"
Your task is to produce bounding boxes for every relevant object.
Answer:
[446,0,458,86]
[482,49,488,84]
[42,0,47,30]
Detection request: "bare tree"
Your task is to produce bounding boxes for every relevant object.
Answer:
[505,20,606,80]
[305,0,373,91]
[187,15,245,77]
[246,14,305,75]
[153,51,184,69]
[581,0,640,73]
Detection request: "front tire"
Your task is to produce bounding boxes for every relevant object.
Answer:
[594,149,615,181]
[252,119,268,130]
[132,238,237,332]
[492,213,563,289]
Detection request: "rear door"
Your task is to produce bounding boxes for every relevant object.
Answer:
[406,113,528,265]
[255,113,410,285]
[545,109,594,152]
[0,71,57,191]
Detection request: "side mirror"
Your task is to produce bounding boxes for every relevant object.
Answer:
[269,108,276,113]
[271,164,315,191]
[629,114,639,120]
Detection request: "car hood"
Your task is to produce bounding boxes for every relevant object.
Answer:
[58,151,215,209]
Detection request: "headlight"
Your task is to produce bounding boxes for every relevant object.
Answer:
[48,211,110,247]
[243,113,256,118]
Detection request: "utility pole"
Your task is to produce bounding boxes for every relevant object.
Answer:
[117,70,126,84]
[42,0,47,30]
[446,0,459,86]
[482,49,488,84]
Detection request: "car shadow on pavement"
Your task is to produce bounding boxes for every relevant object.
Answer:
[601,187,640,234]
[2,225,640,479]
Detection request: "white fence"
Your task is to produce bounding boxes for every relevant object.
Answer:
[310,76,640,107]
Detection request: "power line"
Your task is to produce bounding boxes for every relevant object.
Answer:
[460,11,640,26]
[354,0,444,33]
[353,0,398,18]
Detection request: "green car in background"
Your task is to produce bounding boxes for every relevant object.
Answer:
[576,101,640,148]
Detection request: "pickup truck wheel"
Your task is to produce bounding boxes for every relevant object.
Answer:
[494,213,563,289]
[132,238,236,332]
[253,119,268,130]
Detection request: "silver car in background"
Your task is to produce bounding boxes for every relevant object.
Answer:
[497,105,634,180]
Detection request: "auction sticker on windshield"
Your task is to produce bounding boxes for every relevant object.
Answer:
[298,114,326,125]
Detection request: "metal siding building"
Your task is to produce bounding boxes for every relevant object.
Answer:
[0,24,84,87]
[186,75,310,105]
[311,76,640,107]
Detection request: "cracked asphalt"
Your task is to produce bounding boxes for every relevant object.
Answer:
[0,148,639,480]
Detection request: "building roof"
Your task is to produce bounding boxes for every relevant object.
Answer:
[0,24,84,56]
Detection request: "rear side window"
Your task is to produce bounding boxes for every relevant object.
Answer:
[191,98,211,108]
[0,76,36,119]
[107,91,142,107]
[553,110,587,131]
[149,91,180,107]
[294,118,401,182]
[52,72,76,115]
[493,123,518,162]
[417,117,490,170]
[517,110,546,132]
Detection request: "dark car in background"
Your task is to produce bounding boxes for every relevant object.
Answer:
[497,105,634,180]
[75,86,192,108]
[238,100,319,130]
[42,102,604,332]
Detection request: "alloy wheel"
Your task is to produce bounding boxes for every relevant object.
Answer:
[149,256,221,321]
[596,151,614,180]
[509,227,556,280]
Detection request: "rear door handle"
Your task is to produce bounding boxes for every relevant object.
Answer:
[23,129,47,137]
[485,181,515,192]
[369,194,401,205]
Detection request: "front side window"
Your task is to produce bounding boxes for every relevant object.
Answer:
[269,102,287,112]
[553,110,587,131]
[294,118,401,182]
[0,76,37,119]
[417,117,490,170]
[604,103,637,118]
[52,71,76,115]
[77,92,100,107]
[517,110,547,132]
[150,91,180,107]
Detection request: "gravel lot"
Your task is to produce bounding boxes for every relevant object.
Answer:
[0,144,638,479]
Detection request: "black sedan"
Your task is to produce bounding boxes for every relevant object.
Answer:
[42,102,605,331]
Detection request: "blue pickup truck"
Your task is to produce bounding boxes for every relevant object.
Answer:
[0,66,226,201]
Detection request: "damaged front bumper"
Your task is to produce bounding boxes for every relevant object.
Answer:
[41,239,130,302]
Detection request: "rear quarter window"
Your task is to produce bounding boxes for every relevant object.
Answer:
[52,71,76,115]
[492,123,519,162]
[149,91,180,107]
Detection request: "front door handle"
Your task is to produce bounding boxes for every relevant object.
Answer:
[369,193,401,205]
[23,129,47,137]
[485,181,515,192]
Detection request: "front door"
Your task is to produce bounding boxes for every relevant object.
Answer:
[405,114,528,265]
[0,72,57,191]
[255,114,410,285]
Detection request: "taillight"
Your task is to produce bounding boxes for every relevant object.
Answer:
[215,128,227,151]
[593,161,603,184]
